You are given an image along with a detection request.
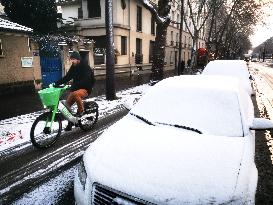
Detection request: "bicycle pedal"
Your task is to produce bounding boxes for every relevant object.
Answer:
[64,126,72,132]
[43,127,51,134]
[86,116,93,121]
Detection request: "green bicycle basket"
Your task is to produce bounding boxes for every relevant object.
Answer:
[38,87,62,107]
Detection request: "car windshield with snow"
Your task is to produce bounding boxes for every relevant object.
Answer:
[74,75,273,205]
[202,60,254,96]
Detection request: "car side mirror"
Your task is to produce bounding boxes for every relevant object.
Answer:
[250,118,273,130]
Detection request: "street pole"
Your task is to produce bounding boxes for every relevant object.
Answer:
[105,0,116,100]
[177,0,184,75]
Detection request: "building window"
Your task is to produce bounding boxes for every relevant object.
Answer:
[177,14,180,28]
[136,38,142,54]
[121,36,127,55]
[149,41,154,63]
[172,11,175,26]
[78,7,83,19]
[0,39,3,56]
[135,38,143,64]
[87,0,101,18]
[176,33,179,47]
[151,16,155,35]
[170,51,173,64]
[170,31,174,46]
[137,6,142,32]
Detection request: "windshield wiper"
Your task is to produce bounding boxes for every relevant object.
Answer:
[130,113,202,134]
[130,113,155,126]
[155,122,202,134]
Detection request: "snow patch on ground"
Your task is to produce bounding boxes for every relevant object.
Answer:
[12,166,77,205]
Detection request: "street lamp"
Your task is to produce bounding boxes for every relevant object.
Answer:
[105,0,116,100]
[262,42,266,62]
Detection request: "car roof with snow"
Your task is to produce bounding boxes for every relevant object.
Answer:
[130,75,247,137]
[202,60,250,79]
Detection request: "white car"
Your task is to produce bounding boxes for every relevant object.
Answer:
[202,60,254,96]
[74,75,273,205]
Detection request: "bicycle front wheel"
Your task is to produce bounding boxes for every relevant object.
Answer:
[30,112,62,149]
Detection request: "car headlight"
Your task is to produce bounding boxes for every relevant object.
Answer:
[78,159,87,190]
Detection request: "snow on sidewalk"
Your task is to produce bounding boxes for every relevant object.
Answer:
[0,84,150,153]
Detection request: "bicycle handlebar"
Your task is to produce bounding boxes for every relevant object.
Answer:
[49,84,70,89]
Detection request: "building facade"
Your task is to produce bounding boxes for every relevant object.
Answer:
[0,17,42,95]
[57,0,206,71]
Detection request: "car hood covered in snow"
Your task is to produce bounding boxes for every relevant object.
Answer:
[84,116,245,205]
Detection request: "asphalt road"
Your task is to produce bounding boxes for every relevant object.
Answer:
[251,62,273,205]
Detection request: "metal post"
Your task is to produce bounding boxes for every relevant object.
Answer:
[177,0,184,75]
[105,0,116,100]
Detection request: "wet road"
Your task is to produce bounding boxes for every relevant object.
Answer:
[250,62,273,204]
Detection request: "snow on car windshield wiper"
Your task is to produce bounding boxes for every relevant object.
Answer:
[130,113,155,126]
[155,122,202,134]
[130,113,202,134]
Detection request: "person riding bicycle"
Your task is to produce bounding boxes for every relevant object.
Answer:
[54,51,95,131]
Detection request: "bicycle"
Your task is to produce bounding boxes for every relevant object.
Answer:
[30,85,99,149]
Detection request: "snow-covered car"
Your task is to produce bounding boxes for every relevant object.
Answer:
[74,75,273,205]
[202,60,254,96]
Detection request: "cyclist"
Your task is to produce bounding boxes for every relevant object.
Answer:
[54,51,95,131]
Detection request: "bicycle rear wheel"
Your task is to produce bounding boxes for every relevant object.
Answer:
[30,112,62,149]
[79,101,99,131]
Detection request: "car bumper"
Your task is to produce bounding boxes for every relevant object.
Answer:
[74,171,87,205]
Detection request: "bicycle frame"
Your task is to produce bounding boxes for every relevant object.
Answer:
[43,85,78,131]
[31,85,99,149]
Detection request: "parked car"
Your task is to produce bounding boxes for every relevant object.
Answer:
[251,57,258,62]
[202,60,254,96]
[74,75,273,205]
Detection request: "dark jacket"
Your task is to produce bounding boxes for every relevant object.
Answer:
[55,62,95,94]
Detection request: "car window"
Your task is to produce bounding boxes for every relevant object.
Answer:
[131,85,243,137]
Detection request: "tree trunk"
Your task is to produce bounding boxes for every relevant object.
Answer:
[188,33,199,72]
[150,22,169,81]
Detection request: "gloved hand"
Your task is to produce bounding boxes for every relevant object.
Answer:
[49,83,55,88]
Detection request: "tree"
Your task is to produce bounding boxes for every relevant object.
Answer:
[206,0,266,59]
[183,0,214,70]
[142,0,171,82]
[1,0,57,33]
